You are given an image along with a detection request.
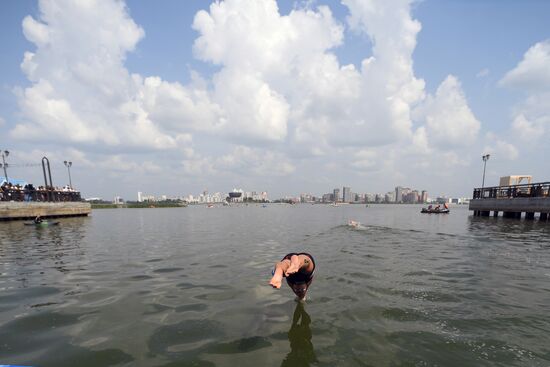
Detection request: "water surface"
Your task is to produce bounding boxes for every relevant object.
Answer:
[1,204,549,366]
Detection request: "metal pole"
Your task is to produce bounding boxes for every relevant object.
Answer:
[482,159,487,189]
[1,153,8,183]
[68,166,72,189]
[64,161,73,189]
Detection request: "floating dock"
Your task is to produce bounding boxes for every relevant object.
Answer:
[0,202,91,221]
[469,182,550,220]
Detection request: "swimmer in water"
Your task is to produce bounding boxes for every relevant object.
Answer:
[269,253,315,301]
[348,220,359,227]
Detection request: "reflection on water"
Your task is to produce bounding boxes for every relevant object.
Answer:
[281,302,316,367]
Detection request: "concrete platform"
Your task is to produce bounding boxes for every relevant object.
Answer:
[469,197,550,219]
[0,202,91,220]
[469,197,550,212]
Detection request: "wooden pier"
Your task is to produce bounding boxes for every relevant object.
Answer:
[469,182,550,220]
[0,201,91,221]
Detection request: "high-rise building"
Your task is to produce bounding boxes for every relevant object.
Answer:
[343,187,352,202]
[395,186,403,203]
[333,188,340,202]
[421,190,428,203]
[137,192,143,202]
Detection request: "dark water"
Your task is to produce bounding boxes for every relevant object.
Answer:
[1,204,550,367]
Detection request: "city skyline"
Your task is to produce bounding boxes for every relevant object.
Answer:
[98,184,464,205]
[1,1,549,199]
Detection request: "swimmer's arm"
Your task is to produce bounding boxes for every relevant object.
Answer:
[269,259,291,288]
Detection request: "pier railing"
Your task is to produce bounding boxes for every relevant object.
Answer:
[0,187,82,202]
[473,182,550,200]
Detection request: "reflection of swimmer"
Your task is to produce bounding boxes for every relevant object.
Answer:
[281,302,316,367]
[269,253,315,301]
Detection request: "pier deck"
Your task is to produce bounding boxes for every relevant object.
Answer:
[0,201,91,221]
[469,182,550,220]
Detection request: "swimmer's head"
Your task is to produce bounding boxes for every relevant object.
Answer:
[287,279,312,300]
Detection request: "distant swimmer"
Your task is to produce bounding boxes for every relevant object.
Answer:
[269,253,315,301]
[348,220,360,228]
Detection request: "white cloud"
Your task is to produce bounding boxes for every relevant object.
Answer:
[14,0,177,150]
[511,114,545,141]
[483,133,519,161]
[9,0,488,197]
[500,40,550,143]
[476,68,489,78]
[96,155,162,173]
[500,40,550,91]
[216,146,295,176]
[413,75,480,148]
[351,149,378,170]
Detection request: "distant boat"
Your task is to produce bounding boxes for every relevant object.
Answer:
[262,204,267,208]
[207,204,214,208]
[421,207,449,214]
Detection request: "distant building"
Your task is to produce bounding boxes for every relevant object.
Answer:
[403,191,417,203]
[300,193,315,203]
[343,187,352,203]
[137,192,143,202]
[499,175,532,186]
[114,196,124,205]
[395,186,403,203]
[421,190,428,203]
[333,188,340,202]
[322,193,333,203]
[436,197,449,204]
[228,188,244,202]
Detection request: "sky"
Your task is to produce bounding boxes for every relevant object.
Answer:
[0,0,549,200]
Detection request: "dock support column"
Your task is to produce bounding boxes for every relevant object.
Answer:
[541,213,548,221]
[515,212,522,219]
[493,211,499,217]
[526,212,535,220]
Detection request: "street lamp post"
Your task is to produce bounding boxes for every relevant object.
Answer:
[1,150,9,184]
[481,154,490,191]
[64,161,73,189]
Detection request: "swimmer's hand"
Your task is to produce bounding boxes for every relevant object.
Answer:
[269,275,282,289]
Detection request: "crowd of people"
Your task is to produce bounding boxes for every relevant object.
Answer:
[0,182,81,202]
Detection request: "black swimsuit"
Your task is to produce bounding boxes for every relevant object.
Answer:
[282,252,315,284]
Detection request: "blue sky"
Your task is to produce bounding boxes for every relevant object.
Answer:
[1,0,549,200]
